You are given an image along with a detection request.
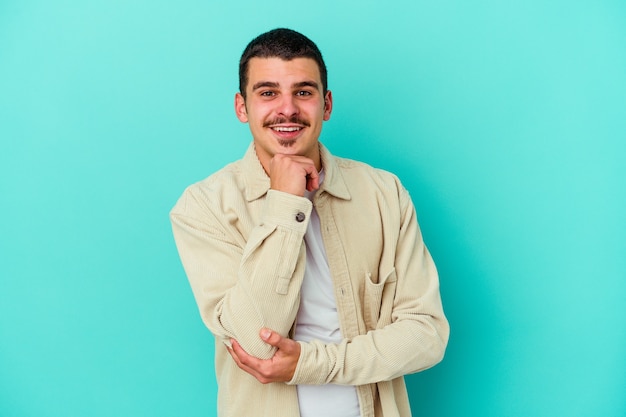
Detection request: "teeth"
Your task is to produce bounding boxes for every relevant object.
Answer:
[272,126,301,132]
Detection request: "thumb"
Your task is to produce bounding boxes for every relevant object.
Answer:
[260,328,272,341]
[259,328,284,347]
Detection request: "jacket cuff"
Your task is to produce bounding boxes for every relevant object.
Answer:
[262,190,313,233]
[287,341,329,386]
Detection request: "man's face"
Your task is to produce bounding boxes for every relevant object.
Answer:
[235,57,333,172]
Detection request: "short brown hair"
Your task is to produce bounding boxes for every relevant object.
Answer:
[239,28,328,98]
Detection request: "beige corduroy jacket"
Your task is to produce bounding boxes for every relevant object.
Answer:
[170,143,449,417]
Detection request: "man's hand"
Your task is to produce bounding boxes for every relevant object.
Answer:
[227,328,301,384]
[269,154,319,196]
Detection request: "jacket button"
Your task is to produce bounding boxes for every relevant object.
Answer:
[295,212,306,222]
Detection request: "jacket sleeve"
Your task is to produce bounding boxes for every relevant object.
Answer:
[170,187,311,360]
[288,187,450,385]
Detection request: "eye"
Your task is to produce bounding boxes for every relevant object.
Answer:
[260,91,276,97]
[296,90,313,97]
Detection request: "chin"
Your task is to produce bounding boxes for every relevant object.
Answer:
[276,139,298,148]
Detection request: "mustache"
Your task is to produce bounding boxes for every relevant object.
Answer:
[263,116,310,128]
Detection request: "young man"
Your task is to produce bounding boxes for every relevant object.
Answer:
[170,28,449,417]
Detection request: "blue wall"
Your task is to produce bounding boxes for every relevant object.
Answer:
[1,1,624,416]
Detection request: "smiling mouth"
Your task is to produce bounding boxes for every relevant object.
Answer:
[271,126,303,132]
[264,116,310,133]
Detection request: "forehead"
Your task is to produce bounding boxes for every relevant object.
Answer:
[246,57,322,88]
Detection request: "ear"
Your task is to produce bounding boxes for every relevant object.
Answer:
[323,90,333,121]
[234,93,248,123]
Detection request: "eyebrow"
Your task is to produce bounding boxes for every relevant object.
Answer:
[251,80,320,91]
[252,81,279,91]
[293,80,320,90]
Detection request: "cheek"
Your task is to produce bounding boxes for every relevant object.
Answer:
[249,105,273,122]
[303,103,325,119]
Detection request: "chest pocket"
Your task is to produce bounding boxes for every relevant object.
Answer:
[364,267,397,330]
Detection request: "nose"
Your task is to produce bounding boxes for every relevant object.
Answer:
[277,94,299,117]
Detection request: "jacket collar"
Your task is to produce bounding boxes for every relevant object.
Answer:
[242,142,352,202]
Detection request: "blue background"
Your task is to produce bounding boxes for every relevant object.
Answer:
[1,1,625,416]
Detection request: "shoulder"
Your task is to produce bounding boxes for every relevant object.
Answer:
[333,155,405,192]
[323,151,413,213]
[171,159,246,215]
[197,160,245,192]
[188,159,245,198]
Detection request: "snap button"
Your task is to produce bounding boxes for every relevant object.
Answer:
[295,212,306,222]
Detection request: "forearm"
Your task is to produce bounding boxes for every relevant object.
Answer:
[290,312,448,385]
[171,189,312,359]
[290,186,449,385]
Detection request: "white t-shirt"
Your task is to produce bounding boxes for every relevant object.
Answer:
[293,174,361,417]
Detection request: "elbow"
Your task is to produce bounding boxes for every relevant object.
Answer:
[411,317,450,372]
[429,319,450,368]
[203,310,278,360]
[431,333,448,367]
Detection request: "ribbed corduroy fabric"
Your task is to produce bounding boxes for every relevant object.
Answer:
[170,143,449,417]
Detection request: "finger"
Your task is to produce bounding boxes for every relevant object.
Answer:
[232,339,271,370]
[258,329,300,381]
[305,166,320,192]
[260,328,296,352]
[231,340,278,384]
[231,339,253,363]
[305,173,319,191]
[229,341,265,381]
[306,175,319,192]
[226,345,241,367]
[227,341,246,367]
[260,328,281,345]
